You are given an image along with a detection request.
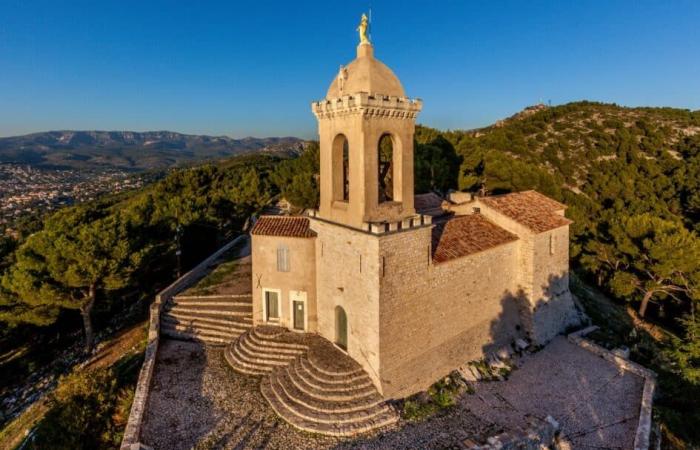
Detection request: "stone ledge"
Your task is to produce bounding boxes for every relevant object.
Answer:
[567,326,656,450]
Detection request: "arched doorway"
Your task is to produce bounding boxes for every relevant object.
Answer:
[335,306,348,350]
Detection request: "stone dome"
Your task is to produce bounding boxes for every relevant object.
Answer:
[326,44,405,99]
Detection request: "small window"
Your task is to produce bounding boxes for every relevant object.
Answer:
[549,234,555,255]
[277,245,290,272]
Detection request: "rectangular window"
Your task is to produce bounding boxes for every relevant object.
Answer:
[277,245,290,272]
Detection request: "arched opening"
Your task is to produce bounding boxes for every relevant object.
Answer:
[335,305,348,350]
[332,134,350,202]
[378,134,394,203]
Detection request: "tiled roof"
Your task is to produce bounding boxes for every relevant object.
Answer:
[432,214,519,264]
[479,190,572,233]
[414,192,448,217]
[251,216,316,238]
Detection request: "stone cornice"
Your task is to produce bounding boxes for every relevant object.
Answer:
[312,92,423,120]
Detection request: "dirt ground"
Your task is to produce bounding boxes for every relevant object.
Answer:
[142,336,645,450]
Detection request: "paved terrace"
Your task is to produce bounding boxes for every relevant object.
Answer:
[141,336,645,449]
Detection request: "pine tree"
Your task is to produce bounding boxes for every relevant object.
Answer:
[2,206,149,352]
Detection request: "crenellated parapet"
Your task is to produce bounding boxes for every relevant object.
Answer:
[306,209,431,235]
[312,93,423,120]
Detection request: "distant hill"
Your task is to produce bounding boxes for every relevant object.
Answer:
[0,131,304,170]
[417,101,700,194]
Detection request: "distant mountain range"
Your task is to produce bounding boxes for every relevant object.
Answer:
[0,131,304,170]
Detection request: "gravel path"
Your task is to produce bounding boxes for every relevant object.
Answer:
[142,336,645,449]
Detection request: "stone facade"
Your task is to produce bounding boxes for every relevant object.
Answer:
[249,37,580,400]
[378,226,522,398]
[251,234,317,332]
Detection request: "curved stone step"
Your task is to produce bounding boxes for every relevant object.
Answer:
[306,354,365,378]
[261,377,398,437]
[232,339,296,367]
[298,356,369,386]
[237,337,302,362]
[288,359,377,400]
[249,329,308,351]
[224,346,268,376]
[244,333,307,356]
[273,367,382,412]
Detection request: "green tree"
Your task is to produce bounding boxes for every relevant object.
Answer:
[584,214,700,317]
[3,206,149,352]
[414,136,461,193]
[667,309,700,385]
[270,143,320,209]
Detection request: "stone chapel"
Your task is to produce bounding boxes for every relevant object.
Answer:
[249,23,580,400]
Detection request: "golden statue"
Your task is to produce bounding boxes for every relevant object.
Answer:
[357,13,370,45]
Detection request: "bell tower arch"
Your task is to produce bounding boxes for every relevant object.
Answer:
[312,38,422,229]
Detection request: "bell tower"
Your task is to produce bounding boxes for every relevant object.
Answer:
[311,16,423,230]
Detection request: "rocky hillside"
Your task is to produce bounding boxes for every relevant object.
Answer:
[0,131,303,170]
[433,101,700,192]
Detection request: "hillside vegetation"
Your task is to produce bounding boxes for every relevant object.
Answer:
[0,102,699,448]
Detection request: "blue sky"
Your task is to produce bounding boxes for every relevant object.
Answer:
[1,0,699,138]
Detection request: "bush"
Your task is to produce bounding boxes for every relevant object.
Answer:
[30,368,121,449]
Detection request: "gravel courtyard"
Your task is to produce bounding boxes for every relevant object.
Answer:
[141,336,645,449]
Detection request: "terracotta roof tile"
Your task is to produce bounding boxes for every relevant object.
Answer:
[432,214,519,264]
[251,216,316,238]
[479,190,572,233]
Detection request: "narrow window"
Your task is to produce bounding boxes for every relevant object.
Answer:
[549,234,555,255]
[342,139,349,201]
[332,134,350,202]
[277,244,290,272]
[378,134,394,203]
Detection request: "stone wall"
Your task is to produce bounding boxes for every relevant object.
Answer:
[529,227,580,344]
[310,218,383,389]
[378,226,523,398]
[251,234,317,332]
[120,235,247,450]
[465,200,580,345]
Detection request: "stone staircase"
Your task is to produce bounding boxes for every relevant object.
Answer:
[225,326,399,436]
[224,327,308,375]
[262,356,398,436]
[161,294,253,346]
